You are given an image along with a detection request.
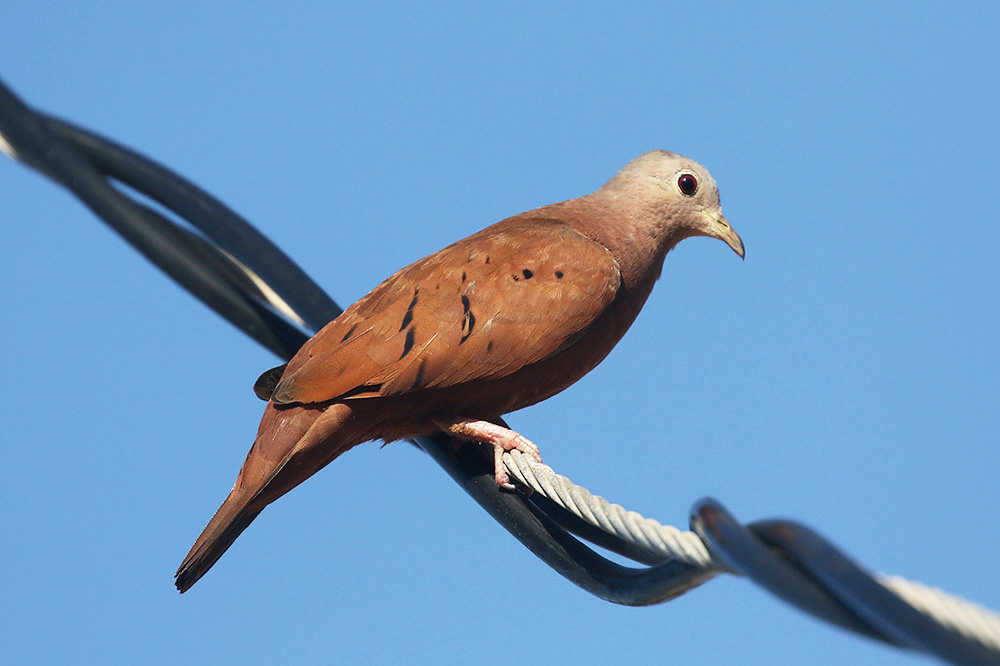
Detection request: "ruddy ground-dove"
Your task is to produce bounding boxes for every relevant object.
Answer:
[175,150,744,592]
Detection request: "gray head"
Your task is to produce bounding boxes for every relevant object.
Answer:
[596,150,744,259]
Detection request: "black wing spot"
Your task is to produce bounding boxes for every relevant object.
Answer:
[522,269,533,279]
[512,274,520,281]
[460,294,476,344]
[461,271,467,283]
[411,359,427,390]
[487,340,494,352]
[399,287,420,331]
[555,271,564,279]
[340,323,358,343]
[485,255,491,264]
[399,326,416,359]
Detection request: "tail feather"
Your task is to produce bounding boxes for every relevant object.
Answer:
[175,494,263,593]
[175,402,360,593]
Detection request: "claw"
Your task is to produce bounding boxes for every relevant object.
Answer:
[433,417,543,488]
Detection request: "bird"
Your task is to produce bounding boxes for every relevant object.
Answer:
[175,149,744,592]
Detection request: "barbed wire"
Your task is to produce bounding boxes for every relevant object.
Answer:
[2,76,997,665]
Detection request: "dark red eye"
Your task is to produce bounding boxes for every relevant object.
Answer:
[677,173,698,196]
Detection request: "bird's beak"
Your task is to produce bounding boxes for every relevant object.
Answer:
[707,211,745,259]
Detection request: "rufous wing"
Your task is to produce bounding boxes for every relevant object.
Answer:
[269,216,622,405]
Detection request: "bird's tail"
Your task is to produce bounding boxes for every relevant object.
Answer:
[175,402,358,593]
[174,492,263,593]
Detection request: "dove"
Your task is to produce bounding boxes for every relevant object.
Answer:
[175,149,744,592]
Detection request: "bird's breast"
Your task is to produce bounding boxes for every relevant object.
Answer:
[432,272,657,420]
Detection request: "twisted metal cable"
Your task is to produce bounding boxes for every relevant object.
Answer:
[879,576,1000,654]
[504,450,719,570]
[503,449,1000,661]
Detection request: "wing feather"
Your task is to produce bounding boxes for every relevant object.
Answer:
[271,216,621,405]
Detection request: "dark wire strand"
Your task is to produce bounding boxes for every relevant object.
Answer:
[694,499,1000,665]
[41,114,343,332]
[691,499,905,646]
[750,518,1000,665]
[0,82,310,360]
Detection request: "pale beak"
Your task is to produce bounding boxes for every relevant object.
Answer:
[709,212,745,259]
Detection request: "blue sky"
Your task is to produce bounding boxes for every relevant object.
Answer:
[2,3,997,665]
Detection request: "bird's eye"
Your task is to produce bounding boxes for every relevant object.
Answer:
[677,173,698,196]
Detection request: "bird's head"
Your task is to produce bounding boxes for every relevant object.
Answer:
[598,150,745,260]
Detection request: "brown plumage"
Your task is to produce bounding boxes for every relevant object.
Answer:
[175,150,744,592]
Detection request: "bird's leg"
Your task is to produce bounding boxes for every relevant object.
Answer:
[432,417,543,489]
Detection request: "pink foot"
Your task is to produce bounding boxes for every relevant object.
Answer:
[434,418,543,489]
